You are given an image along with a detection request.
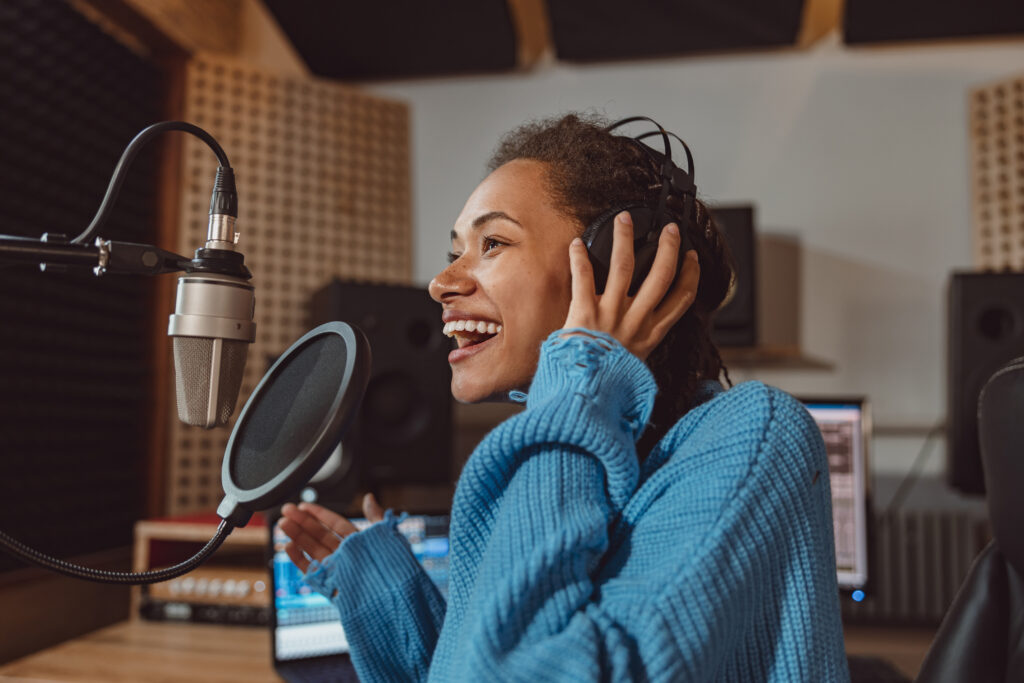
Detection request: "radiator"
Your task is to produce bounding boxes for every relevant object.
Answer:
[841,477,991,625]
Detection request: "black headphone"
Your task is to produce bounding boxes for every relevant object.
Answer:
[580,116,697,296]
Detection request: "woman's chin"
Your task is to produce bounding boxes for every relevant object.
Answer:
[451,381,496,404]
[450,374,519,404]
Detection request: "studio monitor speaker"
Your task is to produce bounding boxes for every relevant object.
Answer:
[947,272,1024,495]
[709,205,757,348]
[311,281,452,490]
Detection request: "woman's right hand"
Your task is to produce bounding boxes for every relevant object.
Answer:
[278,493,384,573]
[563,212,700,362]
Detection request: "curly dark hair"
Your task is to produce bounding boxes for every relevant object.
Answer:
[488,113,736,457]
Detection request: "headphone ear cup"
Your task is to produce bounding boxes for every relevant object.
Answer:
[581,205,665,296]
[580,206,623,295]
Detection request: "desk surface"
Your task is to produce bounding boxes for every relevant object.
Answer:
[0,619,933,682]
[0,621,278,683]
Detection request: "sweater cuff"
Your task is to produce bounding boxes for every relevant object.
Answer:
[528,329,658,440]
[304,510,424,618]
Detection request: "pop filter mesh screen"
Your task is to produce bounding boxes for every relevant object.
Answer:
[229,334,347,491]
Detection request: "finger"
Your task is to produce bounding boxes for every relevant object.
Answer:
[278,516,335,561]
[602,212,635,304]
[297,501,359,537]
[565,237,596,327]
[650,249,700,337]
[363,493,384,523]
[284,540,310,574]
[628,223,682,323]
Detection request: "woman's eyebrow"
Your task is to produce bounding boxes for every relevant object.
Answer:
[450,211,522,241]
[472,211,521,229]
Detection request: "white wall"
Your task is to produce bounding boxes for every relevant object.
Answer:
[364,34,1024,477]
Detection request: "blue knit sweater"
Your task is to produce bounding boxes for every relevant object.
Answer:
[305,330,850,681]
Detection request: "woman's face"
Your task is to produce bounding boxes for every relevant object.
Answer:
[428,159,578,403]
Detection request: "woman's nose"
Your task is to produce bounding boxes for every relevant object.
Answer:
[428,261,475,303]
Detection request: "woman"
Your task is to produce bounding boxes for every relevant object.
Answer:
[279,114,849,681]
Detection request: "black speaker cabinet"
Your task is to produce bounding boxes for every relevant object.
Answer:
[709,205,757,348]
[311,280,453,488]
[947,272,1024,495]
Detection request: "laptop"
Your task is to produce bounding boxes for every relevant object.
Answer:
[797,395,872,594]
[269,514,451,682]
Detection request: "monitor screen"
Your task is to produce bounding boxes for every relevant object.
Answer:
[271,514,450,661]
[799,398,871,591]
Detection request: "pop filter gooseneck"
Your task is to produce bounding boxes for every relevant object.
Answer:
[0,322,370,584]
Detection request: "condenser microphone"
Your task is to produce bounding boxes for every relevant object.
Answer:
[168,166,257,428]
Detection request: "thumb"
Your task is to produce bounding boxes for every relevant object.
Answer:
[363,493,384,523]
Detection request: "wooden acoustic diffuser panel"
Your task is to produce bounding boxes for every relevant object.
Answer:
[970,75,1024,270]
[166,54,411,515]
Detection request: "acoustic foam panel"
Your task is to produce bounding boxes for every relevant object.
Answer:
[970,74,1024,271]
[263,0,517,80]
[845,0,1024,45]
[546,0,806,62]
[165,54,411,515]
[0,0,161,571]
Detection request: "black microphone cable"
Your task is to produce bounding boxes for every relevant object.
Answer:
[0,120,241,583]
[71,120,232,245]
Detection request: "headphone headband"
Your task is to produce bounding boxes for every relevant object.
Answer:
[604,116,697,232]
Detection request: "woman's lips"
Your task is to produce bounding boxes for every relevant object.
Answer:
[448,333,499,364]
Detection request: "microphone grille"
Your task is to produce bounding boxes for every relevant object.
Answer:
[173,337,249,427]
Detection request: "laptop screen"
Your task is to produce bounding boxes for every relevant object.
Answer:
[799,397,871,591]
[271,514,450,661]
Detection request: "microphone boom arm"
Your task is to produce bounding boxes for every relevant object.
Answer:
[0,234,190,276]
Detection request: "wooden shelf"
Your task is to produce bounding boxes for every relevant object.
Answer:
[720,345,834,370]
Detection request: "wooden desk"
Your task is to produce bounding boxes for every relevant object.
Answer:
[0,619,933,682]
[0,621,278,683]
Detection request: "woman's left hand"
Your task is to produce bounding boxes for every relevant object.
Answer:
[278,493,384,574]
[563,211,700,361]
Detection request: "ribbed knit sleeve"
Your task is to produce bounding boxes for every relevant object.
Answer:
[303,512,446,682]
[427,330,663,680]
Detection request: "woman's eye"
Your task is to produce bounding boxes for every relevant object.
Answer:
[446,251,460,264]
[482,237,504,253]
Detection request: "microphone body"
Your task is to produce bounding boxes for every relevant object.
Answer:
[168,271,255,428]
[168,165,254,429]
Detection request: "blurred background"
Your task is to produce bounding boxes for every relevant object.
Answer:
[1,0,1022,678]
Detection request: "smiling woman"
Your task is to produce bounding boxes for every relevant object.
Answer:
[278,113,850,682]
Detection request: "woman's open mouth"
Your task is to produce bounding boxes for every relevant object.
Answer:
[443,319,501,363]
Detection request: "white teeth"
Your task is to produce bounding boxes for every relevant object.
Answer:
[442,319,503,337]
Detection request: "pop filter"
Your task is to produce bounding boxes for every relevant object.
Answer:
[217,321,371,527]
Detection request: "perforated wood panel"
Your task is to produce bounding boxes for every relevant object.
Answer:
[970,74,1024,270]
[166,54,411,515]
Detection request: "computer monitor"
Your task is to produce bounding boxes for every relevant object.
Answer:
[798,396,871,592]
